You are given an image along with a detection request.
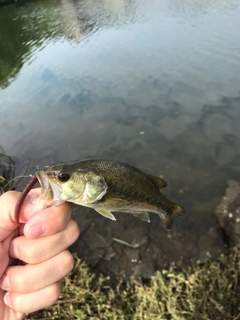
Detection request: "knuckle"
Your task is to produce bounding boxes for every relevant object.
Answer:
[61,220,80,249]
[0,191,18,213]
[11,268,28,292]
[1,190,18,202]
[58,250,74,276]
[22,246,39,264]
[44,282,61,306]
[68,220,80,242]
[11,292,33,314]
[12,282,62,314]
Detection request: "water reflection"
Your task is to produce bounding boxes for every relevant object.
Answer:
[0,0,60,88]
[0,0,240,278]
[0,0,138,88]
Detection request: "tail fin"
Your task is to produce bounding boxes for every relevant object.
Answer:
[161,204,185,231]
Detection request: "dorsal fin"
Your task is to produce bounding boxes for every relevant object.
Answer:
[147,174,167,189]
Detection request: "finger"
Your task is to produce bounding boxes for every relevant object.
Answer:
[23,200,74,239]
[0,250,74,294]
[0,191,20,241]
[16,188,72,226]
[16,187,74,239]
[0,232,16,277]
[0,189,46,241]
[4,281,61,314]
[1,189,73,239]
[9,220,79,264]
[16,188,46,223]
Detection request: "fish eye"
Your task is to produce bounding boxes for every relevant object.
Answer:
[58,172,70,182]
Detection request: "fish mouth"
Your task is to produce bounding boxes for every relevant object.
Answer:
[35,171,65,207]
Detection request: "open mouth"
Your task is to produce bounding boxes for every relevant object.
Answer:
[35,171,65,207]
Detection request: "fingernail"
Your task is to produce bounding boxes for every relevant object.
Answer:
[9,244,19,259]
[28,224,46,238]
[4,292,12,307]
[0,273,10,290]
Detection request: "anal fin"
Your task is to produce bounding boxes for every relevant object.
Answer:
[132,212,150,222]
[95,209,116,221]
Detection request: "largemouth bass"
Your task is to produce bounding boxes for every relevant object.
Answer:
[35,159,185,230]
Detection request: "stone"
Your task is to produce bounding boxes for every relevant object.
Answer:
[215,180,240,247]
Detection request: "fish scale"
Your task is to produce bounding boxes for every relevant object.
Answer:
[35,159,185,230]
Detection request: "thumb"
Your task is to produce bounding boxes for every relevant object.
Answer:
[0,191,19,242]
[0,189,45,241]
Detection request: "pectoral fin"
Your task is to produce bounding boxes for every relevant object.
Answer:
[95,209,116,221]
[147,174,167,189]
[132,212,150,222]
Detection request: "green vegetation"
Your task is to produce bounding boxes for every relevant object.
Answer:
[27,245,239,320]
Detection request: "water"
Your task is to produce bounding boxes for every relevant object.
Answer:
[1,0,240,278]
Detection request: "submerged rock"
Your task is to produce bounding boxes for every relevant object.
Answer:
[197,226,224,263]
[215,180,240,247]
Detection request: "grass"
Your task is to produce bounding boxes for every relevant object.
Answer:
[27,245,240,320]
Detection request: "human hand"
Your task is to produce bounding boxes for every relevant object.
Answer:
[0,189,79,319]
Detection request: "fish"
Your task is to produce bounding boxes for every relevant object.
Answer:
[34,159,185,230]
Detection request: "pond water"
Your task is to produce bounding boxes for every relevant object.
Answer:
[1,0,240,279]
